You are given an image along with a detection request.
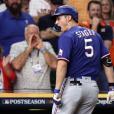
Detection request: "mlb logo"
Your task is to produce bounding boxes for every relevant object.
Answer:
[58,49,63,56]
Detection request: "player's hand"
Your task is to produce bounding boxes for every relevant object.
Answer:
[53,89,62,106]
[107,86,114,102]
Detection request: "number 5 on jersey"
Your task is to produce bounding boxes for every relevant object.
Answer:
[84,38,94,58]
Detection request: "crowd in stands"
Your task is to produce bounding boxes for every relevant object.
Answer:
[0,0,114,93]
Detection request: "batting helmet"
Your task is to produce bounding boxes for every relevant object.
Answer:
[53,5,78,22]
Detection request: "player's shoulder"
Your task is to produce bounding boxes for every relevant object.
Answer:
[60,26,85,40]
[61,26,78,37]
[60,31,71,41]
[73,25,89,33]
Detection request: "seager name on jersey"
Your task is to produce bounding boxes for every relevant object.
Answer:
[75,29,95,38]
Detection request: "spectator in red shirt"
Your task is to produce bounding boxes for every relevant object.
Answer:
[0,47,16,92]
[101,0,114,67]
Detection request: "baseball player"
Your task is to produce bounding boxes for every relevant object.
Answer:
[52,5,114,114]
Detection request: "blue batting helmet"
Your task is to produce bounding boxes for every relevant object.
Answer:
[53,5,78,22]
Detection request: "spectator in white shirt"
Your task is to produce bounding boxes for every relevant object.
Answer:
[29,0,51,23]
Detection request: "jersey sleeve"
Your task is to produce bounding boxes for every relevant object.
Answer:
[58,34,73,62]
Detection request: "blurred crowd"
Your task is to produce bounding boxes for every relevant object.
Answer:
[0,0,114,93]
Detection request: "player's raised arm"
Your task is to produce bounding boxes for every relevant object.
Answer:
[101,54,114,102]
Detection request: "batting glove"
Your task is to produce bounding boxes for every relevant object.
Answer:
[53,89,62,106]
[107,83,114,102]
